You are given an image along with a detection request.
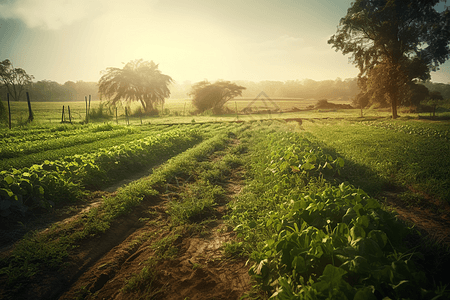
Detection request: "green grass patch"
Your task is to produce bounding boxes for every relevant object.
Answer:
[302,119,450,203]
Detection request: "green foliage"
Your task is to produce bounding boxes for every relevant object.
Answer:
[0,126,134,159]
[122,258,163,296]
[190,80,246,114]
[329,0,450,118]
[304,119,450,202]
[0,127,204,217]
[169,182,224,224]
[226,122,448,299]
[0,59,34,102]
[0,124,240,286]
[98,59,172,113]
[89,101,112,120]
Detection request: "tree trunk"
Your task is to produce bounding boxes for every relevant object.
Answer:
[391,97,398,119]
[26,92,33,122]
[139,98,147,113]
[7,93,11,129]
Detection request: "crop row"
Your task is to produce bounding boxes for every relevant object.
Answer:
[0,122,178,150]
[0,123,241,288]
[364,120,450,141]
[0,122,133,140]
[228,123,448,299]
[0,123,211,171]
[0,127,141,159]
[0,127,204,218]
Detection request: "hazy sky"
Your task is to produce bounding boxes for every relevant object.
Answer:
[1,0,449,84]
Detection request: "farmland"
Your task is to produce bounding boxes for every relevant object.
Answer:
[0,113,449,299]
[2,98,416,126]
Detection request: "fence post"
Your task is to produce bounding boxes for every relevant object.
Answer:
[61,105,65,123]
[68,105,72,123]
[26,92,33,122]
[7,93,11,129]
[115,107,118,124]
[85,96,88,124]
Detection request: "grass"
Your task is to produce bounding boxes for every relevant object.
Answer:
[301,118,450,203]
[5,98,443,128]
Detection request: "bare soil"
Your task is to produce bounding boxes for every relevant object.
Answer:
[57,168,253,300]
[382,190,450,247]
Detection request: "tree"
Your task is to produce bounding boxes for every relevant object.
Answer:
[424,90,445,117]
[0,59,34,101]
[98,59,172,113]
[190,80,246,114]
[328,0,450,118]
[408,83,429,107]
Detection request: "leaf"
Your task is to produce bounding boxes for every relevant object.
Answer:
[4,175,14,185]
[301,162,315,171]
[292,255,307,273]
[0,188,14,198]
[356,215,370,228]
[354,286,377,300]
[350,224,366,240]
[368,230,388,248]
[312,264,348,293]
[336,157,345,168]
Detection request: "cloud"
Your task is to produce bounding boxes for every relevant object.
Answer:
[0,0,158,30]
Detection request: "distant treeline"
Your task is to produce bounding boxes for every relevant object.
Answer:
[1,78,449,103]
[0,80,99,102]
[171,78,450,102]
[421,82,450,100]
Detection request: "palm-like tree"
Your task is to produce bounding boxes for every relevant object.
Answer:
[98,59,173,113]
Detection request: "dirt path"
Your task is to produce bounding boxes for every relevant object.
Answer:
[382,191,450,247]
[56,155,253,299]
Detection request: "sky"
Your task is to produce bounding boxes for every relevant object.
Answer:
[1,0,450,85]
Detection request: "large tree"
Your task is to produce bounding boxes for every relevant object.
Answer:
[98,59,172,113]
[190,80,246,114]
[328,0,450,118]
[0,59,34,101]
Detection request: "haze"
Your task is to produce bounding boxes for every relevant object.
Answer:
[1,0,449,84]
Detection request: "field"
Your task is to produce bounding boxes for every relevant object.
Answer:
[0,108,450,299]
[3,98,437,126]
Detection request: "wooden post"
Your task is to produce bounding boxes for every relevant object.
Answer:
[61,105,65,123]
[26,92,33,122]
[115,107,118,124]
[7,93,11,129]
[88,95,91,115]
[85,96,88,124]
[68,105,72,123]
